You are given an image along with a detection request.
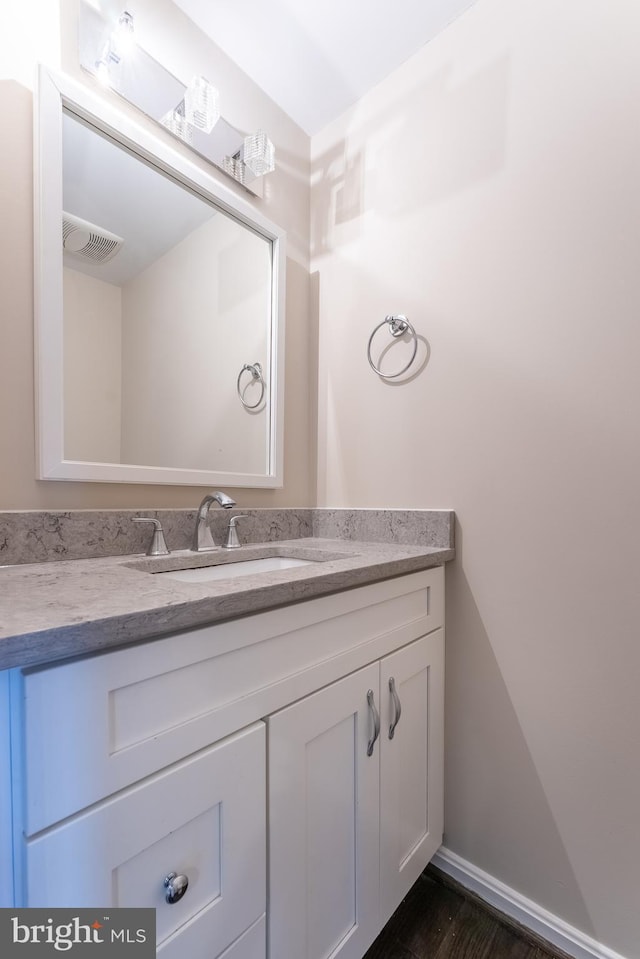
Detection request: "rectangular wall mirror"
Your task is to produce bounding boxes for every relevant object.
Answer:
[34,67,286,487]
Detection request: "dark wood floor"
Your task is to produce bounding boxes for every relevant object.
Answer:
[364,868,572,959]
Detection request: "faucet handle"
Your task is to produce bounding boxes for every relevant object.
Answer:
[132,517,170,556]
[222,515,248,549]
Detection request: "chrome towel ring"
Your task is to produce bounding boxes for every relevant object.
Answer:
[237,362,266,410]
[367,314,418,379]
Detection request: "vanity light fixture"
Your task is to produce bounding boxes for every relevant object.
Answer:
[222,131,275,186]
[94,9,135,89]
[184,76,220,133]
[79,1,275,196]
[113,10,135,58]
[161,103,193,144]
[222,154,246,185]
[243,130,276,177]
[161,76,219,145]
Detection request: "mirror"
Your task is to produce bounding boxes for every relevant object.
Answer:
[35,67,286,487]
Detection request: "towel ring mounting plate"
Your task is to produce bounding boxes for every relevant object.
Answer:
[367,314,418,379]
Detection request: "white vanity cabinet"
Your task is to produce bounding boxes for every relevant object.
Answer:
[5,566,445,959]
[268,631,444,959]
[25,723,266,959]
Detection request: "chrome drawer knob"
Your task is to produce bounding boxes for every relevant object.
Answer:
[164,871,189,904]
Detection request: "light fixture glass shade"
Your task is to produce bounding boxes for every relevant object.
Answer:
[113,10,135,58]
[161,105,193,144]
[184,76,220,134]
[223,154,246,185]
[243,130,275,176]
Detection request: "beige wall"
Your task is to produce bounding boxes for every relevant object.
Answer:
[312,0,640,955]
[121,214,271,473]
[63,268,122,462]
[0,0,313,508]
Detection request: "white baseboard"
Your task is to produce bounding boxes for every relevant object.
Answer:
[431,848,629,959]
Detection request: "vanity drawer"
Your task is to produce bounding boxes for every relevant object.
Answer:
[162,915,265,959]
[24,722,266,959]
[19,568,443,833]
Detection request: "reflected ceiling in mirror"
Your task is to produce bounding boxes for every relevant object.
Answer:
[35,68,286,488]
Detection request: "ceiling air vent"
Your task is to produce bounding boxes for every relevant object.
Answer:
[62,213,124,264]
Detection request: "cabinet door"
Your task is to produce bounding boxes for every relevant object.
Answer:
[25,723,266,959]
[268,663,381,959]
[379,630,444,925]
[216,917,265,959]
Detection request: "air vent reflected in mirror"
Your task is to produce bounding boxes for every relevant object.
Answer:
[62,212,124,264]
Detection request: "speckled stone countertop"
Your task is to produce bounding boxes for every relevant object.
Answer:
[0,537,453,671]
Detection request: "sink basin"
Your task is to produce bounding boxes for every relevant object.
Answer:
[125,544,352,584]
[153,556,316,583]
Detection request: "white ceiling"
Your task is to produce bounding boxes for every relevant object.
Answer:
[172,0,478,136]
[63,112,216,285]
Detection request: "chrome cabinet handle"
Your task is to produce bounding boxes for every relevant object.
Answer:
[367,689,380,757]
[388,677,402,739]
[164,872,189,904]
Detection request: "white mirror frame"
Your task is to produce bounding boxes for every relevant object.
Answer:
[34,66,286,488]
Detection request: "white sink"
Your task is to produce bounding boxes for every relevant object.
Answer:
[153,556,316,583]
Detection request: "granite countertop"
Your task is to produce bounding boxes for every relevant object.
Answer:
[0,537,453,671]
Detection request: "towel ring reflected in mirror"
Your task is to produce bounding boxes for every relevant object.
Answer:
[237,362,266,410]
[367,314,418,379]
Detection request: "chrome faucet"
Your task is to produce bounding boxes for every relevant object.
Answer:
[191,491,236,552]
[131,517,170,556]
